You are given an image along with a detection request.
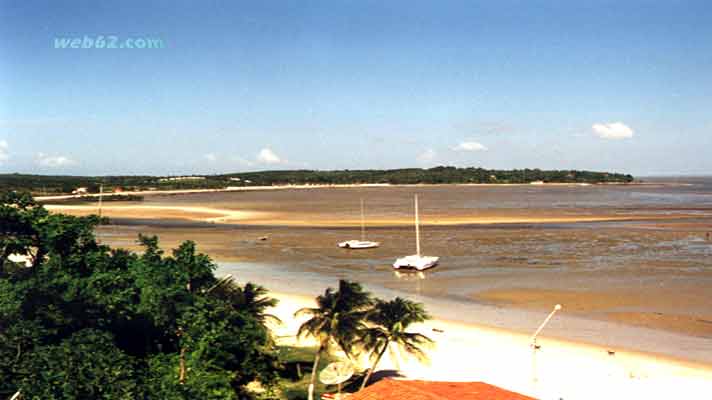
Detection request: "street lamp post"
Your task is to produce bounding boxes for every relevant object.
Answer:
[530,304,562,383]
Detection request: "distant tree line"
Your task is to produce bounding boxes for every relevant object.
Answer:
[42,194,145,205]
[0,167,634,195]
[223,166,634,186]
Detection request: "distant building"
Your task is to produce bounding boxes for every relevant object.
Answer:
[72,187,88,195]
[158,176,206,182]
[348,379,534,400]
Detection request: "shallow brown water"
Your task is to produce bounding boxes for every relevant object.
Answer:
[93,180,712,339]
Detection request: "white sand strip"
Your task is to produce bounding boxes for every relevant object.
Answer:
[44,204,270,223]
[267,292,712,400]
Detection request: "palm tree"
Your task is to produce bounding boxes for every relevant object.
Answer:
[358,297,432,390]
[295,280,373,400]
[212,281,280,325]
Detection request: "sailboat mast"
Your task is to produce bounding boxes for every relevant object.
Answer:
[360,198,365,241]
[98,184,104,218]
[415,194,421,256]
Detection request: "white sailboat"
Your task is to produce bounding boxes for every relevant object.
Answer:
[393,194,439,271]
[338,198,380,249]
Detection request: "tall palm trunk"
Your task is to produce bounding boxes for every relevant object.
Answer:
[359,343,389,391]
[308,342,326,400]
[178,347,187,384]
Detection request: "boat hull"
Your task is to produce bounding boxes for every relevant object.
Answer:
[338,240,380,249]
[393,255,439,271]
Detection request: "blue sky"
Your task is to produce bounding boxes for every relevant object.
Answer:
[1,0,711,176]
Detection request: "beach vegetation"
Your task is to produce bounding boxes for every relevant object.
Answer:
[357,297,433,390]
[294,280,374,400]
[275,345,338,400]
[0,192,279,399]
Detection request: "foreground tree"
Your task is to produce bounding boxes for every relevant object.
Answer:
[295,280,373,400]
[16,329,140,399]
[0,192,279,399]
[358,297,433,390]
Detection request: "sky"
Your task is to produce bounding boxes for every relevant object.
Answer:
[1,0,711,176]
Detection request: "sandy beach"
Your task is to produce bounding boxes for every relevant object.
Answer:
[265,291,712,400]
[44,204,275,224]
[47,202,681,226]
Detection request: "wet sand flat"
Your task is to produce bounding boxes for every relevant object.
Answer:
[79,182,712,354]
[472,288,712,338]
[53,183,712,226]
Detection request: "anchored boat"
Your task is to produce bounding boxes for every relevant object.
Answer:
[393,194,439,271]
[338,198,380,249]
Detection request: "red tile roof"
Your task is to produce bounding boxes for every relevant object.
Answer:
[349,379,536,400]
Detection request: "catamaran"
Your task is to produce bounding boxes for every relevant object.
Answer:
[338,198,380,249]
[393,194,439,270]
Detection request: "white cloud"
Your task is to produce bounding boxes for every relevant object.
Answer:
[204,153,217,162]
[257,148,283,164]
[452,141,488,152]
[0,140,8,163]
[36,152,76,167]
[417,148,437,163]
[592,122,634,140]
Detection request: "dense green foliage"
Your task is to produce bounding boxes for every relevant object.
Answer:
[225,166,634,186]
[0,174,159,195]
[0,192,279,399]
[0,167,634,195]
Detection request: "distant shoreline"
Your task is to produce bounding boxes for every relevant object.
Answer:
[3,166,635,196]
[35,180,659,202]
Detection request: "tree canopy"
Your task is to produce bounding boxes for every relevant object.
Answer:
[0,192,279,399]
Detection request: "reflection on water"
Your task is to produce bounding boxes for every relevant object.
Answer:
[393,270,426,280]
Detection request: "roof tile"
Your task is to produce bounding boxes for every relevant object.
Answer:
[348,379,536,400]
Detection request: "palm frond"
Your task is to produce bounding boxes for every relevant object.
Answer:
[359,297,434,372]
[294,306,319,318]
